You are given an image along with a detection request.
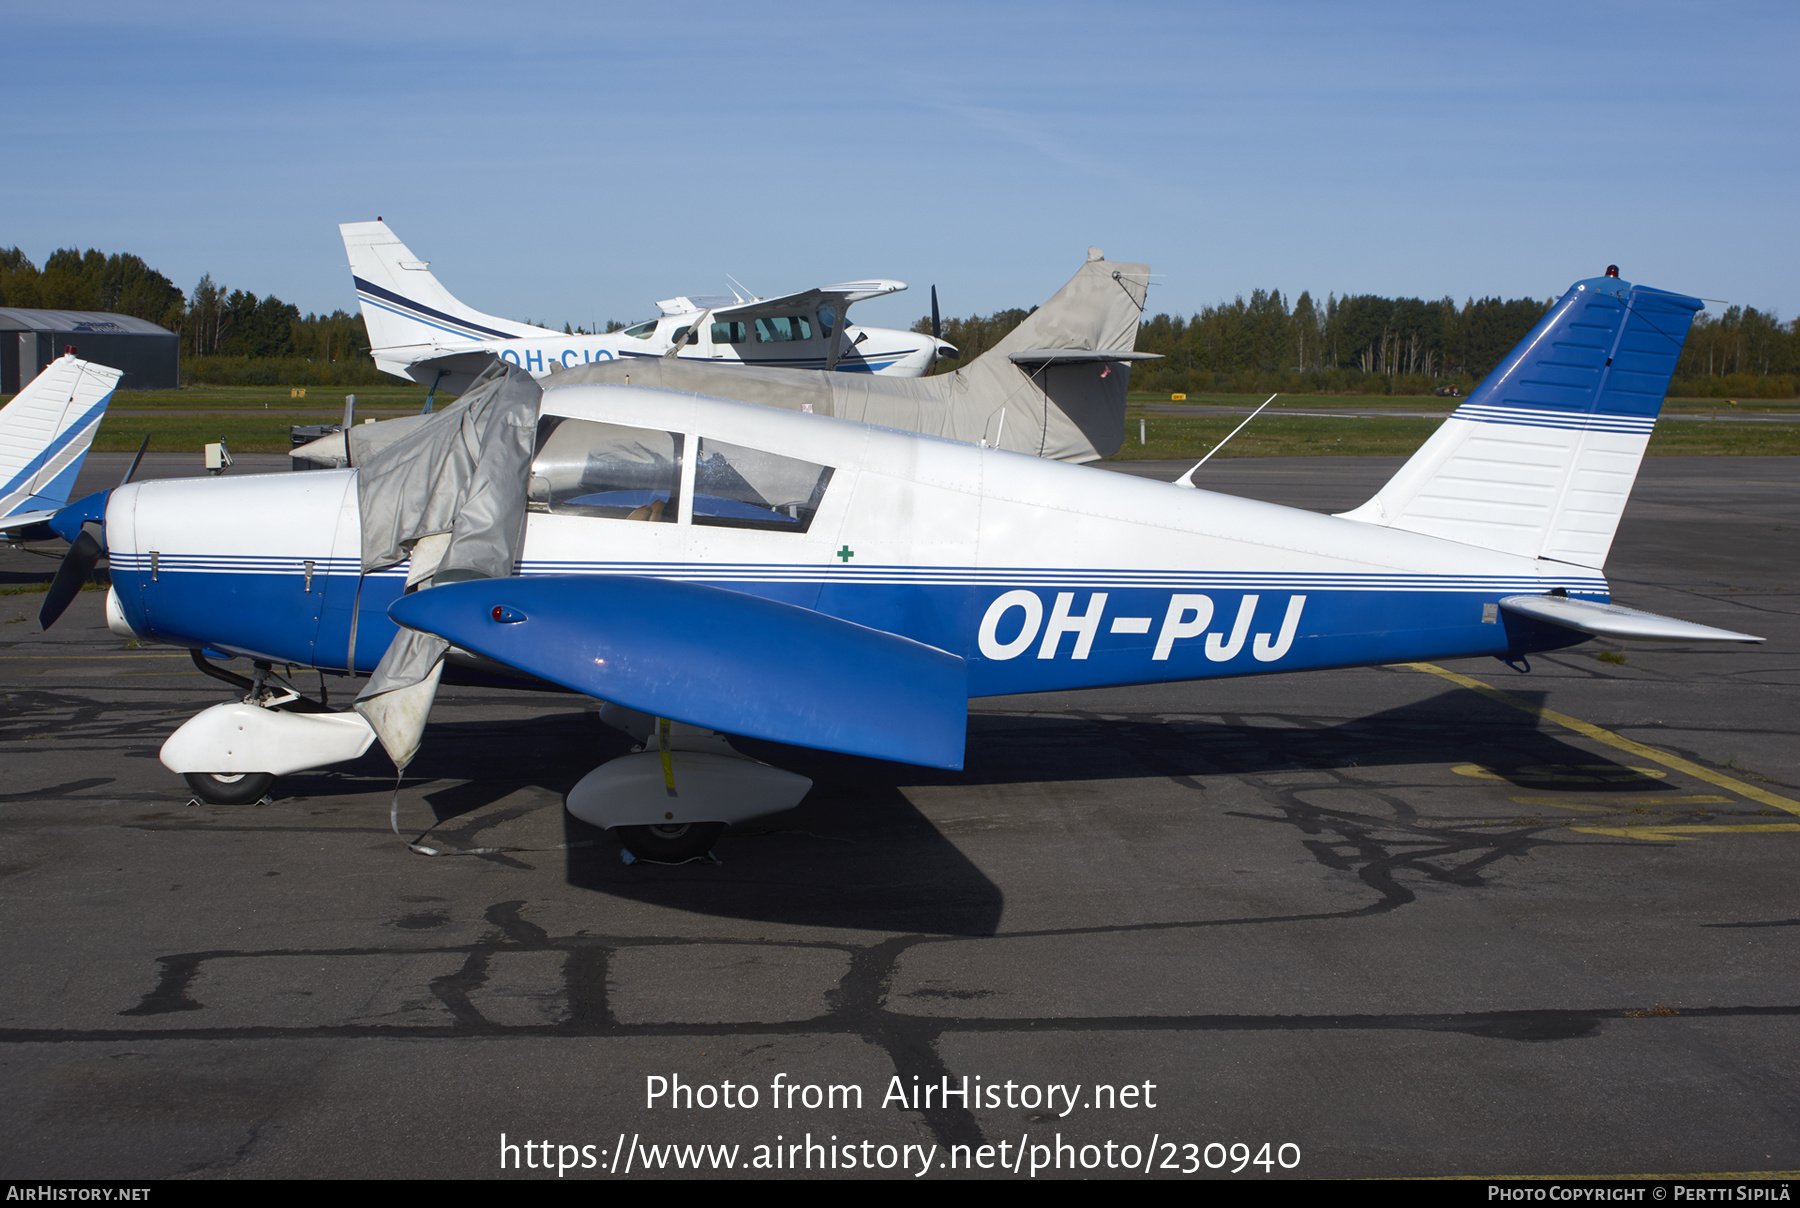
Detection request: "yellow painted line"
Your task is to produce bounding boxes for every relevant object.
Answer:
[657,717,676,797]
[1573,824,1800,842]
[1404,662,1800,817]
[1454,761,1668,783]
[1508,794,1731,811]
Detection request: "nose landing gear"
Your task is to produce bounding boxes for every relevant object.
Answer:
[614,821,727,863]
[183,771,279,805]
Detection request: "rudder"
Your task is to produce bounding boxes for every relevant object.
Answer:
[0,355,122,517]
[1336,274,1703,569]
[341,219,547,356]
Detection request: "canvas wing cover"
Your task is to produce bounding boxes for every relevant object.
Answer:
[350,362,540,765]
[546,251,1153,462]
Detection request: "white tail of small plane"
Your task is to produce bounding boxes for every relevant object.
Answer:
[0,354,124,520]
[341,220,549,361]
[1337,275,1704,571]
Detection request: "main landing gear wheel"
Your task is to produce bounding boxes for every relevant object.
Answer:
[184,771,277,805]
[614,822,725,863]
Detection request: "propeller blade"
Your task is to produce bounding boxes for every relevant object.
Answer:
[40,528,104,630]
[119,434,150,487]
[930,285,941,341]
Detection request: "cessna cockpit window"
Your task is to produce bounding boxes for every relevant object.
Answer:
[753,316,813,343]
[692,439,832,533]
[711,320,750,344]
[622,321,658,339]
[529,417,683,522]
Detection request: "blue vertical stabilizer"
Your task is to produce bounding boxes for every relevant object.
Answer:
[1339,275,1705,569]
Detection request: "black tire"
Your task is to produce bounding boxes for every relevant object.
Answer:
[615,822,725,863]
[184,771,277,804]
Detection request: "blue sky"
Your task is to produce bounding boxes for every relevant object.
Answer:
[4,1,1794,330]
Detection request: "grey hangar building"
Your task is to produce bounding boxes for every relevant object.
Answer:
[0,308,179,393]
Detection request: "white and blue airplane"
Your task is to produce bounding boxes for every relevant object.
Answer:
[344,220,958,396]
[0,353,125,544]
[41,271,1763,861]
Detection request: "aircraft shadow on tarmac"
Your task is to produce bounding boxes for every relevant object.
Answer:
[274,680,1672,938]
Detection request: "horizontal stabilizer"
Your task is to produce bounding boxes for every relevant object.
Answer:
[388,575,969,768]
[1499,594,1763,643]
[0,508,58,540]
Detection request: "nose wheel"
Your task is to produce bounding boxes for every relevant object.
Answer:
[184,771,277,804]
[614,822,724,863]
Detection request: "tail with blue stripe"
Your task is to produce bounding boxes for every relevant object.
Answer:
[0,354,122,522]
[1336,273,1704,569]
[340,220,550,372]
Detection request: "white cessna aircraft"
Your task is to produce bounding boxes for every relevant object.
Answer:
[42,270,1763,862]
[343,220,957,395]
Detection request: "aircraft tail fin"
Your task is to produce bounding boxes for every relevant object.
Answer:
[1336,275,1704,569]
[0,354,123,519]
[340,220,549,359]
[955,250,1153,460]
[982,249,1150,365]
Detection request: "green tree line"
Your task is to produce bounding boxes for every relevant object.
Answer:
[0,245,385,384]
[920,289,1800,397]
[4,244,1792,397]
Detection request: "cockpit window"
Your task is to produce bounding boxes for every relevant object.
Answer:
[623,321,658,339]
[753,316,813,343]
[529,417,683,522]
[693,439,833,533]
[711,320,749,344]
[816,305,837,337]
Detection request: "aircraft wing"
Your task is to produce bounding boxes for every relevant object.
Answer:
[373,343,501,393]
[1008,349,1163,365]
[389,574,969,769]
[1499,594,1763,643]
[710,280,907,324]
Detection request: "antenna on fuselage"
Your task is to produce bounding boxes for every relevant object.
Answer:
[1173,393,1277,489]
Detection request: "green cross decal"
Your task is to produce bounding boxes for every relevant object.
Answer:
[836,545,854,562]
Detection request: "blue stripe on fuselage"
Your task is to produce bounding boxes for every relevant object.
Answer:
[120,568,1592,692]
[353,276,519,341]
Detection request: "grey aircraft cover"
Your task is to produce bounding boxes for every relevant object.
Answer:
[349,361,541,767]
[545,251,1153,463]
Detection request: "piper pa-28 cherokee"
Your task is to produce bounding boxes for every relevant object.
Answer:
[344,219,958,396]
[44,270,1763,862]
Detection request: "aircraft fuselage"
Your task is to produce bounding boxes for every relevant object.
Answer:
[105,383,1595,695]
